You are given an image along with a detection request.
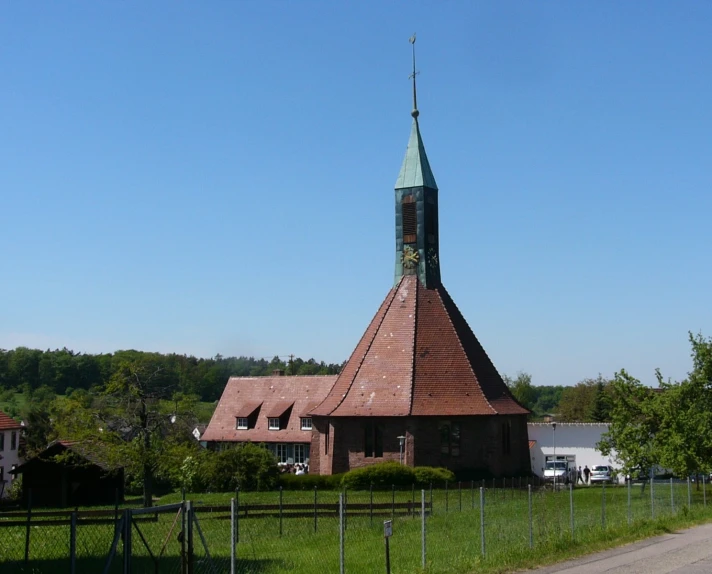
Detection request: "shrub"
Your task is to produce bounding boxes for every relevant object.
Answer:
[414,466,455,485]
[341,462,416,490]
[278,473,344,490]
[200,443,279,491]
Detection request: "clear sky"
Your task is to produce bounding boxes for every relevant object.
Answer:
[1,2,710,387]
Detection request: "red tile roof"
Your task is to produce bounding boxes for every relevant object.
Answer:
[0,410,22,431]
[202,375,337,443]
[311,275,529,417]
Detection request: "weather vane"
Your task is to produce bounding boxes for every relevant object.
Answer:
[409,33,419,118]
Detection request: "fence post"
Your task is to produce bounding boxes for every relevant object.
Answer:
[186,502,193,574]
[70,510,77,574]
[601,483,606,529]
[314,486,318,532]
[670,477,674,513]
[627,478,631,526]
[479,486,486,557]
[688,477,691,509]
[528,484,533,549]
[421,489,426,569]
[123,508,133,574]
[569,483,574,540]
[181,500,186,574]
[230,498,236,574]
[24,489,32,568]
[459,481,462,511]
[704,475,707,507]
[339,493,345,574]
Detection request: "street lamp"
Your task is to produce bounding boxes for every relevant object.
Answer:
[552,422,557,489]
[398,435,406,465]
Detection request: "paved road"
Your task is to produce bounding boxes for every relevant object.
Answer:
[534,522,712,574]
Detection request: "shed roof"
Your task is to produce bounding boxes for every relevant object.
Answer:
[202,375,337,443]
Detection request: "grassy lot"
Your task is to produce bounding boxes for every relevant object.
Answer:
[1,481,710,573]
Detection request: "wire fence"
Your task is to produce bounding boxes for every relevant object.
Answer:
[0,477,709,573]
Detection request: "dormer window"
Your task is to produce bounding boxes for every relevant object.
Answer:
[236,418,248,430]
[268,418,280,431]
[301,417,312,430]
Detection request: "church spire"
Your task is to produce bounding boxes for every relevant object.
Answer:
[395,34,438,191]
[394,34,440,288]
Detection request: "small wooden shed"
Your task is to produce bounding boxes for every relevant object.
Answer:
[10,440,124,508]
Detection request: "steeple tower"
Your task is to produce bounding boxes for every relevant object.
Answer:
[394,34,440,288]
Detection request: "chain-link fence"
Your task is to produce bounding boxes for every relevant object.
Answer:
[1,477,710,573]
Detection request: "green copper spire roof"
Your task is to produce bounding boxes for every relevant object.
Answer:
[394,118,438,190]
[395,34,437,190]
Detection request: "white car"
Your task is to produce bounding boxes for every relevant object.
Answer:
[590,465,614,484]
[543,461,576,484]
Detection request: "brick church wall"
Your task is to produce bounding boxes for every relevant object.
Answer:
[311,414,530,476]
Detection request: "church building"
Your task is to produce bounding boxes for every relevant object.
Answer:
[205,40,531,478]
[308,41,531,476]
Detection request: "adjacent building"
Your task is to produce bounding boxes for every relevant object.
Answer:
[0,409,22,498]
[202,373,337,465]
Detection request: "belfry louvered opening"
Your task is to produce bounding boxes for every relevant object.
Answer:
[402,196,416,244]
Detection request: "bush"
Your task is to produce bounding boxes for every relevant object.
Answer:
[200,443,279,491]
[414,466,455,485]
[278,473,344,490]
[341,462,416,490]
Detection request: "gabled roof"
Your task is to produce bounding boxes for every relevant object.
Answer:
[11,440,117,474]
[310,275,529,417]
[394,118,438,190]
[0,410,22,431]
[202,375,337,443]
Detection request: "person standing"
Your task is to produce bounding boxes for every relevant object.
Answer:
[577,466,584,484]
[583,465,591,484]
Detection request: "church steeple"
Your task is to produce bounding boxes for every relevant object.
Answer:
[394,34,440,288]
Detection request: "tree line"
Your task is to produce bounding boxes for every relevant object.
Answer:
[0,347,343,403]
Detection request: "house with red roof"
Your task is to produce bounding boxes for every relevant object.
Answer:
[202,373,336,466]
[0,409,23,497]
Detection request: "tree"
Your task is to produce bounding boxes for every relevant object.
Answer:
[557,376,611,422]
[504,372,536,411]
[598,369,660,476]
[654,333,712,479]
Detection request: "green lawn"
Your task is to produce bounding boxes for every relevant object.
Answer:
[2,481,711,573]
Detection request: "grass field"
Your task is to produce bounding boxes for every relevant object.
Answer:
[1,481,711,573]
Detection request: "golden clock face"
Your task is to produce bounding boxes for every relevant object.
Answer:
[401,246,419,269]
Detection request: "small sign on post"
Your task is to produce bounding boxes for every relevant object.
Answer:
[384,520,393,574]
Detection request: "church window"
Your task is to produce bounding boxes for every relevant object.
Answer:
[402,196,416,243]
[502,421,511,455]
[439,421,461,457]
[364,422,384,458]
[10,432,16,451]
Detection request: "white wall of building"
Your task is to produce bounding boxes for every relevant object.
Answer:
[528,423,623,483]
[0,427,22,497]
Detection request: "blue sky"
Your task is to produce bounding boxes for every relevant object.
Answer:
[1,2,710,387]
